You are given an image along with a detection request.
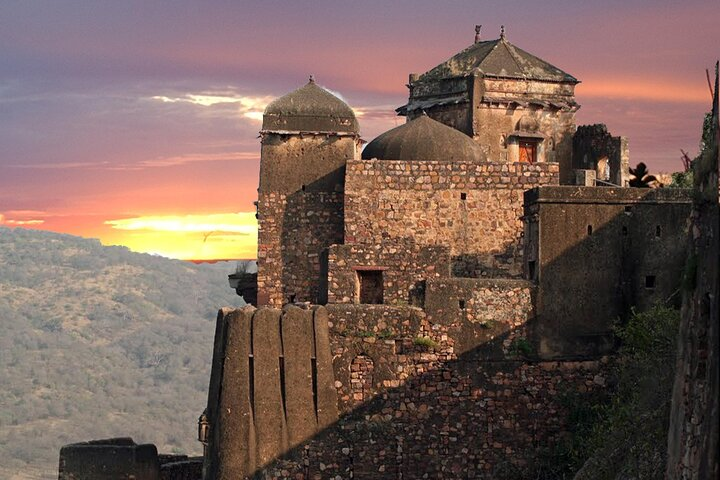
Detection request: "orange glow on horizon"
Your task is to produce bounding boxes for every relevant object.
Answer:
[1,211,259,261]
[103,212,258,260]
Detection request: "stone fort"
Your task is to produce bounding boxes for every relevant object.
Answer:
[59,28,706,480]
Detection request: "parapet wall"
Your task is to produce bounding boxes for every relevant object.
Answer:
[204,306,337,480]
[344,159,559,278]
[203,290,613,479]
[59,438,160,480]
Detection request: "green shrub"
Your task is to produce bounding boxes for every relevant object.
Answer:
[413,336,439,349]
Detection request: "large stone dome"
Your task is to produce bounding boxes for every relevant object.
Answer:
[362,115,486,162]
[262,78,359,134]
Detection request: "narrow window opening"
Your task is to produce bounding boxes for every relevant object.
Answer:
[528,260,537,280]
[357,270,384,304]
[622,226,628,236]
[460,192,467,201]
[624,205,633,213]
[655,225,662,237]
[279,357,287,419]
[248,356,255,419]
[310,358,318,422]
[288,294,296,304]
[301,184,306,192]
[645,275,656,289]
[459,299,466,309]
[587,225,593,236]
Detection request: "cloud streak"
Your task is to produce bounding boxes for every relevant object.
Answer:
[150,92,274,121]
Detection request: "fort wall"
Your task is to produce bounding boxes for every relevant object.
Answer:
[524,186,692,358]
[203,303,612,479]
[204,306,337,480]
[424,278,535,356]
[344,159,559,278]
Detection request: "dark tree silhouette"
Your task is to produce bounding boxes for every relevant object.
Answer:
[629,162,657,188]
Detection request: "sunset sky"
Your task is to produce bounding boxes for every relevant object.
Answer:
[1,0,717,260]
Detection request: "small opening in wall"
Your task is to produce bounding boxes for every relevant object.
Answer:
[459,299,466,309]
[645,275,656,289]
[301,184,306,192]
[279,356,287,419]
[310,358,318,421]
[289,294,296,304]
[624,205,632,213]
[587,225,593,236]
[622,226,628,236]
[528,260,536,280]
[460,192,467,200]
[655,225,662,237]
[357,270,384,304]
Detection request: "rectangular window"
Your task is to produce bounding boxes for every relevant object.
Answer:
[357,270,384,304]
[519,141,537,163]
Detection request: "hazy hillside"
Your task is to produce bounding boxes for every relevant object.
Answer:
[0,227,245,479]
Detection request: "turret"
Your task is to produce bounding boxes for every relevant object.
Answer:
[256,77,361,306]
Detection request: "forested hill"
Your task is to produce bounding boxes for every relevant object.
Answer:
[0,227,245,479]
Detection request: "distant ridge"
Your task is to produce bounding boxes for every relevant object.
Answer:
[0,227,244,479]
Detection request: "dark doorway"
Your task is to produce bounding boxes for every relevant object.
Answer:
[357,270,384,304]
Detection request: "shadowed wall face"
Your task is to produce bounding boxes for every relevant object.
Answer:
[525,186,692,358]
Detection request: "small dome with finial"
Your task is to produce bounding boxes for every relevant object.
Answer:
[362,114,486,162]
[262,77,359,134]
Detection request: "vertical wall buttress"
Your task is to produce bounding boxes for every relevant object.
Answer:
[204,306,338,479]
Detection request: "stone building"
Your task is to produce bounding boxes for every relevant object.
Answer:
[59,29,699,480]
[200,30,692,479]
[398,27,580,183]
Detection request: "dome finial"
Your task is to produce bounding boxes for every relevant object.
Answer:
[500,25,506,40]
[309,74,315,84]
[474,24,482,43]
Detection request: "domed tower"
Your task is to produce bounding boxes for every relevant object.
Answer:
[257,78,361,307]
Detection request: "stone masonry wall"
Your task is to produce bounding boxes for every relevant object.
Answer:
[344,159,559,279]
[326,239,450,305]
[257,191,344,307]
[424,278,536,356]
[242,301,611,479]
[256,134,356,307]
